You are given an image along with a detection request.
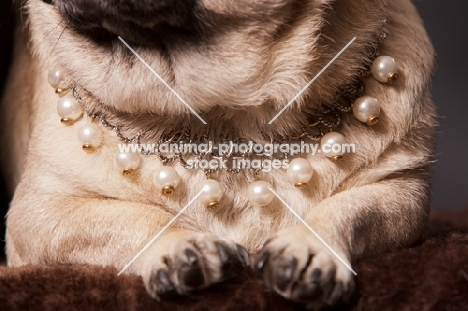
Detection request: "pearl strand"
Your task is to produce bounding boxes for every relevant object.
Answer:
[48,50,400,209]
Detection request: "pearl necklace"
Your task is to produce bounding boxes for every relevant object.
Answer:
[48,36,398,209]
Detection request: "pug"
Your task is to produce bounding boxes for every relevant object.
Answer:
[1,0,435,309]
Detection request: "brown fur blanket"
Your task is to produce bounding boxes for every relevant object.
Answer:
[1,209,467,311]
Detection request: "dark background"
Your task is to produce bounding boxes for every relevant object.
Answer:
[0,0,467,260]
[412,0,468,211]
[0,1,14,261]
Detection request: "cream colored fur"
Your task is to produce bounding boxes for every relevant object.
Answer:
[1,0,435,308]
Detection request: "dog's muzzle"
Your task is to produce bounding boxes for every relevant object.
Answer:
[44,0,207,43]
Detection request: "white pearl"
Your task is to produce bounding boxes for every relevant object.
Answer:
[287,158,313,187]
[197,179,223,208]
[371,56,398,83]
[353,96,381,126]
[247,181,275,207]
[153,166,181,195]
[57,97,83,123]
[321,132,347,160]
[48,69,68,91]
[116,151,141,174]
[77,123,103,152]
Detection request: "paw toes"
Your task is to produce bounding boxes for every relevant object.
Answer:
[290,267,322,300]
[256,251,307,296]
[274,257,297,291]
[152,269,176,297]
[253,251,270,277]
[174,247,206,289]
[254,237,354,309]
[327,282,343,306]
[146,237,249,298]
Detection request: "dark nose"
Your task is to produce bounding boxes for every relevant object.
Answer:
[48,0,205,42]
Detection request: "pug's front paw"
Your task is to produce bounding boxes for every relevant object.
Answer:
[143,233,249,298]
[253,226,354,310]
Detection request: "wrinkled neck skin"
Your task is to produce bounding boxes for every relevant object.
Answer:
[26,0,387,138]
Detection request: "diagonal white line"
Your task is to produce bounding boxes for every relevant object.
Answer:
[118,36,207,125]
[268,187,357,276]
[117,189,204,276]
[268,37,356,124]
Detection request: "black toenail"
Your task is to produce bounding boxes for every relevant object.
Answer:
[284,258,297,280]
[276,258,298,291]
[310,268,322,283]
[215,242,229,263]
[327,282,343,306]
[254,252,270,276]
[236,244,249,267]
[185,249,198,266]
[156,270,174,294]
